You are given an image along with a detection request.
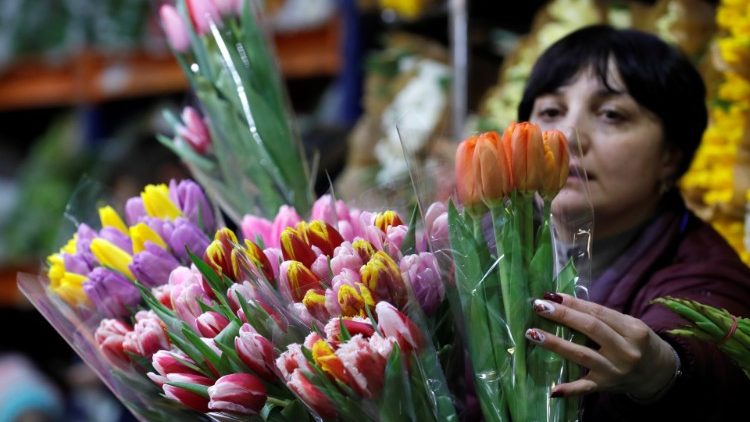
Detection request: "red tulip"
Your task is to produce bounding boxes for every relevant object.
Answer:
[287,369,337,419]
[375,301,423,353]
[304,220,345,258]
[336,335,387,398]
[163,372,213,412]
[94,318,133,369]
[360,251,408,309]
[196,311,230,338]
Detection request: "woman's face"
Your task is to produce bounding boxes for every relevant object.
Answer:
[530,65,678,239]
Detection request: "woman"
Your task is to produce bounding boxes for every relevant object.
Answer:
[519,25,750,420]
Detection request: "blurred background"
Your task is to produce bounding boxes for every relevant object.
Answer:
[0,0,744,420]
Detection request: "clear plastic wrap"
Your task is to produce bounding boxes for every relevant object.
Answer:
[447,124,592,421]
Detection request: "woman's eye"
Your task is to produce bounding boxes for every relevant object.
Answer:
[601,109,624,122]
[537,107,561,120]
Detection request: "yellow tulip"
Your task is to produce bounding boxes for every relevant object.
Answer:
[91,238,134,279]
[99,206,128,234]
[130,223,167,254]
[52,272,90,306]
[141,184,181,220]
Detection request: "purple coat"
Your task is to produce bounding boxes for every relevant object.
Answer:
[583,193,750,421]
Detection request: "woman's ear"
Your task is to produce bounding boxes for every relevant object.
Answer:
[659,145,682,182]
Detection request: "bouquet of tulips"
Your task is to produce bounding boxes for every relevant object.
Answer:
[448,122,584,421]
[19,174,459,420]
[157,0,314,224]
[655,297,750,380]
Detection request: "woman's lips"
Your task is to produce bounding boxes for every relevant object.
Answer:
[567,165,593,183]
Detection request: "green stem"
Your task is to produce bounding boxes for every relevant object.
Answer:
[266,396,292,408]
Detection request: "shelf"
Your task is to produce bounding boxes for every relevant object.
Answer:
[0,19,341,111]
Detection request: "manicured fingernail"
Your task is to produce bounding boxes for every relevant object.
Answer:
[525,328,545,344]
[533,299,555,314]
[550,389,563,398]
[543,292,563,303]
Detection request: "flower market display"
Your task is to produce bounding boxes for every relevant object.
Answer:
[17,0,587,420]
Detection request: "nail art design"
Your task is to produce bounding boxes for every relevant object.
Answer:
[525,328,545,344]
[533,299,555,314]
[543,292,563,304]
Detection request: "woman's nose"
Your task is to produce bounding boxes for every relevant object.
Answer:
[560,119,589,157]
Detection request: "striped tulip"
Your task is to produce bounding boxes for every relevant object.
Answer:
[280,260,321,302]
[235,324,276,381]
[196,311,230,338]
[336,335,387,398]
[375,301,423,353]
[280,226,317,268]
[304,220,344,258]
[208,373,267,415]
[163,373,213,412]
[360,251,408,309]
[374,210,404,233]
[287,369,337,419]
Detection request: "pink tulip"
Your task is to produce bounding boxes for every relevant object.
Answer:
[227,281,256,312]
[421,202,449,252]
[368,332,396,360]
[178,107,212,155]
[399,253,445,315]
[186,0,221,35]
[271,206,302,247]
[263,247,282,279]
[336,335,386,398]
[235,324,276,381]
[123,310,170,358]
[213,0,243,16]
[241,214,273,248]
[287,369,337,419]
[169,266,213,332]
[385,225,408,258]
[375,301,423,353]
[151,284,173,309]
[330,242,363,275]
[310,254,331,283]
[208,373,267,415]
[94,318,133,369]
[159,4,190,53]
[152,350,199,377]
[163,373,213,412]
[196,311,230,338]
[311,195,352,228]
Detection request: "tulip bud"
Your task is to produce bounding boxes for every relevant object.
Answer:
[130,242,181,288]
[374,210,404,233]
[324,317,375,345]
[196,311,230,338]
[271,205,302,241]
[330,241,363,275]
[90,238,134,279]
[287,369,337,419]
[375,301,423,352]
[84,267,141,318]
[163,373,213,412]
[130,223,168,254]
[455,134,482,209]
[472,131,512,205]
[177,107,212,156]
[235,324,276,381]
[141,184,182,220]
[208,373,267,415]
[152,350,199,378]
[123,310,170,358]
[276,344,313,380]
[280,260,321,302]
[360,251,408,308]
[504,122,545,193]
[337,283,375,318]
[241,214,273,248]
[351,238,376,263]
[305,220,345,258]
[302,288,330,321]
[336,335,387,398]
[399,253,445,315]
[422,202,448,252]
[311,339,351,385]
[168,217,211,263]
[125,197,147,226]
[186,0,222,35]
[280,226,317,268]
[159,4,190,53]
[237,239,275,283]
[540,130,570,199]
[99,206,128,235]
[95,318,133,369]
[169,180,215,233]
[204,228,238,279]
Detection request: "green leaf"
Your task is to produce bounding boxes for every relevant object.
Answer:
[164,381,209,399]
[400,205,419,256]
[379,345,416,422]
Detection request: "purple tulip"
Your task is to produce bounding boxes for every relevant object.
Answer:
[99,227,132,254]
[84,267,141,318]
[399,253,445,315]
[130,242,181,287]
[75,224,98,267]
[167,217,210,262]
[125,197,147,226]
[421,202,449,252]
[63,252,92,275]
[169,180,215,232]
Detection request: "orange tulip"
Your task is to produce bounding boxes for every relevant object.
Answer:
[455,135,482,207]
[503,122,545,193]
[541,130,570,199]
[472,131,513,205]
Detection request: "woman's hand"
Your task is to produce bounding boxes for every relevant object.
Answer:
[525,292,678,399]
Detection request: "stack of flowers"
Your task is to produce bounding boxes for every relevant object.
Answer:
[449,122,582,421]
[158,0,314,224]
[24,175,456,420]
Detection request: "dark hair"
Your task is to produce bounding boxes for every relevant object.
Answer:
[517,25,707,178]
